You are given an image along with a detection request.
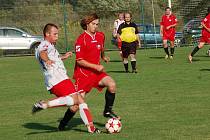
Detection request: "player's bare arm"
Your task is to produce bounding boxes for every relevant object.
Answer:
[40,50,54,65]
[60,51,73,60]
[101,49,110,63]
[77,59,104,72]
[136,34,141,48]
[160,25,163,36]
[166,23,177,30]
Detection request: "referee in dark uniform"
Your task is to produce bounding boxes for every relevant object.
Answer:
[117,12,140,73]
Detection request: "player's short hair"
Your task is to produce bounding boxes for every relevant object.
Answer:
[124,12,132,18]
[43,23,58,37]
[208,7,210,13]
[165,7,171,11]
[80,13,99,30]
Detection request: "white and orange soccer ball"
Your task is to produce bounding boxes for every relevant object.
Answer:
[105,118,122,133]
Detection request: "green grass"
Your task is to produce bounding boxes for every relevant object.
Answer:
[1,46,210,140]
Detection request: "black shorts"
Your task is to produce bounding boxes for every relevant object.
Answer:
[121,41,138,58]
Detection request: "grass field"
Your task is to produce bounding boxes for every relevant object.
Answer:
[1,46,210,140]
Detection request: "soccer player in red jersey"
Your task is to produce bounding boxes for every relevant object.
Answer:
[32,23,100,133]
[188,7,210,63]
[160,7,178,59]
[58,13,120,130]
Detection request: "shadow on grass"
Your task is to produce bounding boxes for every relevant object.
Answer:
[23,118,105,135]
[109,60,122,62]
[149,56,164,59]
[106,70,126,73]
[200,68,210,71]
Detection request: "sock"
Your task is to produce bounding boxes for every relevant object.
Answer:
[123,63,128,72]
[117,38,122,49]
[164,47,169,56]
[191,46,200,56]
[48,96,74,108]
[170,48,175,56]
[104,89,115,113]
[79,103,95,132]
[60,108,76,125]
[131,61,136,71]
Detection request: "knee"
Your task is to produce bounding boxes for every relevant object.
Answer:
[70,105,79,112]
[108,82,116,93]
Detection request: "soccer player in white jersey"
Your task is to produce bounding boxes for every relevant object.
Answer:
[32,23,100,133]
[113,13,125,60]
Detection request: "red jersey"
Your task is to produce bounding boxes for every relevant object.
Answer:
[201,14,210,37]
[74,31,105,79]
[160,14,177,37]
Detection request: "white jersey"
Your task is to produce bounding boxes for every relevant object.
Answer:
[113,19,125,34]
[35,40,68,90]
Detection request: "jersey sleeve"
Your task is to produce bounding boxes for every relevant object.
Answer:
[202,14,210,25]
[134,23,139,34]
[75,35,85,61]
[160,16,164,26]
[36,41,49,53]
[173,15,178,24]
[117,23,122,34]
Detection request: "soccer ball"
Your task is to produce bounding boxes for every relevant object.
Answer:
[105,118,122,133]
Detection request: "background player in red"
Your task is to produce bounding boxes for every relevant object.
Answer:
[160,7,178,59]
[32,23,100,133]
[58,13,120,131]
[188,7,210,63]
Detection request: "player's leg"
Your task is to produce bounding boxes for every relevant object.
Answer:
[32,94,78,114]
[169,40,175,59]
[130,42,137,73]
[163,39,169,59]
[98,76,120,120]
[58,105,78,131]
[122,42,130,72]
[77,93,100,133]
[188,42,205,63]
[58,91,86,131]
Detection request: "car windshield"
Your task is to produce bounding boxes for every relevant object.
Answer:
[138,25,160,33]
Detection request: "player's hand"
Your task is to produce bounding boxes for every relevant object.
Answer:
[103,56,110,63]
[160,32,163,37]
[95,65,104,72]
[138,42,141,48]
[63,51,73,59]
[166,26,171,30]
[46,59,54,66]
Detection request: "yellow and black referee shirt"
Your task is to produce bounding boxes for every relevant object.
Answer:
[117,22,139,43]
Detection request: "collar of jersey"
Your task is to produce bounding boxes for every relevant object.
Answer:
[85,31,96,40]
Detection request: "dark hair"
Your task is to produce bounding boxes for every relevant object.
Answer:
[124,12,132,18]
[80,13,99,30]
[43,23,58,37]
[165,7,171,11]
[208,7,210,14]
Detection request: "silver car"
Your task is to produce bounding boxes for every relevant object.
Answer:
[0,27,43,54]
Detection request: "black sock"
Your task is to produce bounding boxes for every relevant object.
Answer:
[104,89,115,113]
[170,48,174,56]
[164,47,169,56]
[131,61,136,71]
[123,63,128,72]
[60,108,76,125]
[191,46,200,56]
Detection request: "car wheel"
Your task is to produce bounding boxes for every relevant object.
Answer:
[30,43,40,55]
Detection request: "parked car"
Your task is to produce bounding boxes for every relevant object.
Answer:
[112,24,183,48]
[0,27,43,54]
[182,19,202,45]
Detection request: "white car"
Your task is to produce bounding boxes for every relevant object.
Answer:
[0,27,43,54]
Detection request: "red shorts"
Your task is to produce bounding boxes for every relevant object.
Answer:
[74,72,108,93]
[50,79,76,97]
[162,35,175,41]
[200,36,210,44]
